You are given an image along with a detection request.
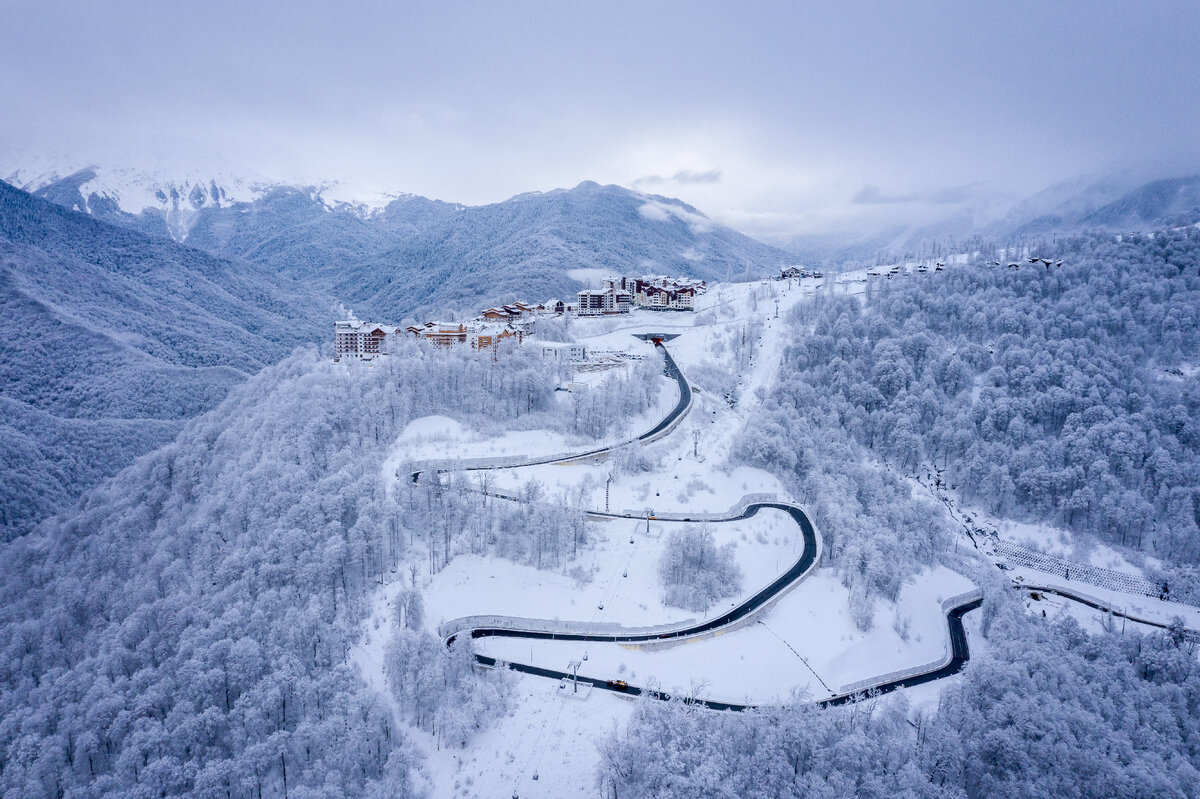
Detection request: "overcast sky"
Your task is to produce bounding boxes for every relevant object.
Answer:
[3,1,1199,243]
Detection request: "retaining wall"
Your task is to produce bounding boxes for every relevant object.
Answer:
[437,614,698,642]
[599,493,778,523]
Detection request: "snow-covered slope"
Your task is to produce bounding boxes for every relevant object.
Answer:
[0,180,335,538]
[4,160,279,241]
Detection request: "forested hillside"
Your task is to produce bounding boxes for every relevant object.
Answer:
[185,181,791,319]
[0,182,334,539]
[0,340,667,797]
[769,230,1200,567]
[600,599,1200,798]
[182,187,461,280]
[327,182,790,319]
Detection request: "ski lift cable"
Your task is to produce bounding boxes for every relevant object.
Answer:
[515,670,572,797]
[517,514,661,795]
[508,508,643,797]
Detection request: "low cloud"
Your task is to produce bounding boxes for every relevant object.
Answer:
[634,168,723,187]
[853,182,981,205]
[637,202,672,221]
[672,168,723,184]
[638,200,715,234]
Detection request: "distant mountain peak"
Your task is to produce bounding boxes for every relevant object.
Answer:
[3,159,276,240]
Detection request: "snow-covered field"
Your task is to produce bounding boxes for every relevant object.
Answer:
[423,509,800,631]
[429,673,634,799]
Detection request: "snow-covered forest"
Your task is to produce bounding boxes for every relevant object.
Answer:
[743,230,1200,602]
[657,525,743,612]
[5,219,1200,797]
[0,341,664,798]
[733,370,953,631]
[0,180,331,540]
[8,4,1200,795]
[592,228,1200,798]
[600,599,1200,799]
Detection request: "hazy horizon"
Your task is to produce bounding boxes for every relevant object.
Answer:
[4,1,1199,244]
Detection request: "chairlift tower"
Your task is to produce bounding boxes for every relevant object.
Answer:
[568,659,582,693]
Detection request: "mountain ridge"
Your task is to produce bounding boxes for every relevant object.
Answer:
[5,166,792,318]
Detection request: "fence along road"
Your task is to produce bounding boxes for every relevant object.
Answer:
[421,339,983,709]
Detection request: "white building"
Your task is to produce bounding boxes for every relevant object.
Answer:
[334,320,401,361]
[638,284,695,310]
[575,287,633,316]
[608,274,705,312]
[539,341,587,363]
[405,320,525,351]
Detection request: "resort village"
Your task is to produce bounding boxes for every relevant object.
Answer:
[332,273,707,363]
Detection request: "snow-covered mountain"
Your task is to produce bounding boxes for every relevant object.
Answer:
[327,180,792,319]
[2,159,464,242]
[786,171,1200,265]
[0,162,794,532]
[4,162,1200,799]
[3,161,281,241]
[6,162,793,318]
[987,173,1200,236]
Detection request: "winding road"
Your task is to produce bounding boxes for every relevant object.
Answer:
[424,338,984,709]
[463,592,982,711]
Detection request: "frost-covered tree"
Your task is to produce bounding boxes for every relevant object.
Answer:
[748,228,1200,572]
[0,336,636,798]
[599,597,1200,799]
[658,525,743,611]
